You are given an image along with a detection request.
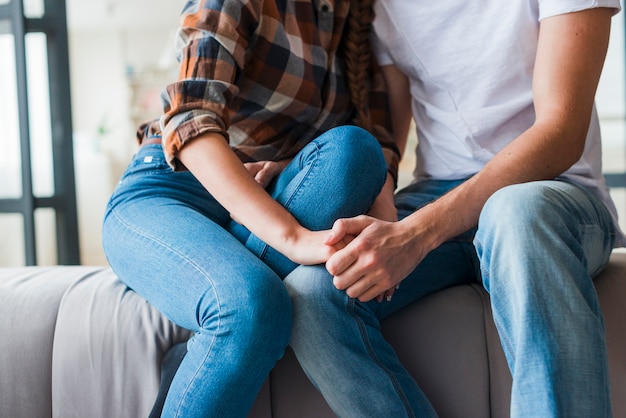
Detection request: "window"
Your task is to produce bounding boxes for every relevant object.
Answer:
[0,0,79,265]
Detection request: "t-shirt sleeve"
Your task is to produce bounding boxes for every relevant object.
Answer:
[371,30,395,67]
[538,0,621,21]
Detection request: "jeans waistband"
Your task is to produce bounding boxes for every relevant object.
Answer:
[140,136,163,147]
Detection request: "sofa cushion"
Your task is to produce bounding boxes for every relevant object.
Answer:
[594,251,626,416]
[384,284,511,418]
[267,284,507,418]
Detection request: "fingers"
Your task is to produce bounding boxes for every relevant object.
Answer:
[343,278,381,302]
[254,167,273,188]
[326,217,378,285]
[324,220,345,246]
[331,251,383,298]
[254,162,279,188]
[326,243,357,277]
[326,215,375,245]
[243,161,281,188]
[376,282,401,303]
[336,272,398,303]
[331,247,402,302]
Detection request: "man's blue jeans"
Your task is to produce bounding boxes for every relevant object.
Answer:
[285,178,616,418]
[102,126,387,417]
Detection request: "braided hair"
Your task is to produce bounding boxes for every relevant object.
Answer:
[342,0,376,133]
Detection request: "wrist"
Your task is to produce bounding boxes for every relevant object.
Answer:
[275,223,306,258]
[402,202,450,254]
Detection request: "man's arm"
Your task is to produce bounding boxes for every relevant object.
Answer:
[326,7,614,301]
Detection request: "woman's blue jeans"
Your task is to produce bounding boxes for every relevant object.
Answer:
[285,178,616,418]
[102,126,387,418]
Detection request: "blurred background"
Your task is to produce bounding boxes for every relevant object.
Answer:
[0,0,183,265]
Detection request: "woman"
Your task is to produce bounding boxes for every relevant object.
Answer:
[102,0,399,416]
[286,0,626,417]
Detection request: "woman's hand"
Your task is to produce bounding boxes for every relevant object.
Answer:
[244,160,291,188]
[282,228,353,266]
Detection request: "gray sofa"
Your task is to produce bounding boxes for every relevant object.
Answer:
[1,252,625,418]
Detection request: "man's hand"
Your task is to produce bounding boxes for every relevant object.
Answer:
[325,216,424,302]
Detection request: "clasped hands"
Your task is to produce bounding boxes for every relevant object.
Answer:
[244,159,415,303]
[324,215,420,303]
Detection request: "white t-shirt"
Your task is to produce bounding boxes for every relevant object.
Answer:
[372,0,625,246]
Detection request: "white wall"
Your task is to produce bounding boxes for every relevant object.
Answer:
[68,25,179,265]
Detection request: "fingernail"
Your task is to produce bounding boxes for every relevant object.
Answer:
[386,295,392,302]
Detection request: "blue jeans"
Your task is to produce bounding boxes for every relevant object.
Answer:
[285,179,616,418]
[102,126,387,418]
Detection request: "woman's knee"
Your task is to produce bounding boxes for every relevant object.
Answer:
[193,270,292,355]
[318,126,387,181]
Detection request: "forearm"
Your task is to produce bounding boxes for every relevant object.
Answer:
[404,117,595,253]
[380,64,412,155]
[178,133,306,254]
[403,7,613,252]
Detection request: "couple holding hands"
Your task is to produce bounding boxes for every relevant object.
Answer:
[103,0,625,417]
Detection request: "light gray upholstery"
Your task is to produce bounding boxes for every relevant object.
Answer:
[1,252,625,417]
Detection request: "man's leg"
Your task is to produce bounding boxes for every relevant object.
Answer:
[475,180,616,417]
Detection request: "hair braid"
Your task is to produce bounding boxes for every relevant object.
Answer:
[343,0,375,133]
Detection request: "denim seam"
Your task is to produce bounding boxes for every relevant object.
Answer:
[108,209,221,417]
[346,298,416,418]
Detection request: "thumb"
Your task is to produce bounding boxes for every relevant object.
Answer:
[325,216,372,245]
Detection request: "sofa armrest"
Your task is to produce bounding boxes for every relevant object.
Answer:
[51,267,193,418]
[0,267,104,418]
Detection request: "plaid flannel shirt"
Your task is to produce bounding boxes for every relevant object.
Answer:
[139,0,399,181]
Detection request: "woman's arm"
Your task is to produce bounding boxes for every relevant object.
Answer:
[179,134,337,265]
[326,7,614,301]
[161,1,338,265]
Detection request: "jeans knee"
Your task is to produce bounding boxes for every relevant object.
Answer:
[248,287,292,350]
[197,276,292,356]
[477,183,557,247]
[284,265,339,322]
[481,183,531,222]
[322,126,387,182]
